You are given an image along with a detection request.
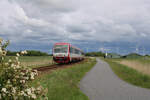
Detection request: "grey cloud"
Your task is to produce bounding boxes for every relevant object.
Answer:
[1,0,150,53]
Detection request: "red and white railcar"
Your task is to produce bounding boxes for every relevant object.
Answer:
[53,43,84,63]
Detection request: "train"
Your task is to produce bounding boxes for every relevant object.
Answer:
[53,43,84,63]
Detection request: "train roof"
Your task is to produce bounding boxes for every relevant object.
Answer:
[54,43,70,45]
[54,43,84,53]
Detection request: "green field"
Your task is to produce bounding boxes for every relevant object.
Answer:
[32,58,96,100]
[103,58,150,89]
[5,56,53,68]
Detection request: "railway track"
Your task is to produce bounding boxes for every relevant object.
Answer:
[33,64,70,72]
[33,59,86,72]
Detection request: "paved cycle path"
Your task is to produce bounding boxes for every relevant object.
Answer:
[80,58,150,100]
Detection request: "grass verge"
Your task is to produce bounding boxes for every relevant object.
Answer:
[104,59,150,89]
[5,56,53,68]
[32,58,96,100]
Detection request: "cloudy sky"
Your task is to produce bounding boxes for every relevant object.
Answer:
[0,0,150,54]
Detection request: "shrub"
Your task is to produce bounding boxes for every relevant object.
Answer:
[0,38,48,100]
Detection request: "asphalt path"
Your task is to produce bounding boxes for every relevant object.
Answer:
[80,58,150,100]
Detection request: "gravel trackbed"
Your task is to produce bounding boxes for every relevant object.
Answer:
[80,58,150,100]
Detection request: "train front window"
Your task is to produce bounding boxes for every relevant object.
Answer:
[54,45,68,53]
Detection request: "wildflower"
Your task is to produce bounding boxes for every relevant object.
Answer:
[15,75,19,79]
[21,50,27,55]
[20,91,25,96]
[31,93,36,99]
[16,65,20,69]
[16,53,20,57]
[0,48,3,56]
[24,77,29,80]
[37,86,42,91]
[30,72,35,80]
[20,80,25,84]
[31,87,35,92]
[33,70,38,76]
[8,59,12,62]
[20,72,25,76]
[16,61,20,65]
[26,88,31,95]
[0,38,47,99]
[22,80,25,84]
[7,80,10,84]
[15,57,18,61]
[1,88,7,93]
[11,64,15,68]
[5,63,8,66]
[12,79,16,82]
[12,87,16,94]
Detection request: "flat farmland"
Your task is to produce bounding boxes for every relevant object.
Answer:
[5,56,53,68]
[104,57,150,89]
[114,57,150,76]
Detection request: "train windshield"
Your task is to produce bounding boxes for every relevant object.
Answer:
[54,45,68,53]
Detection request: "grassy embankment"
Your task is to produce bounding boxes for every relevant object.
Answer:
[103,57,150,89]
[5,56,53,68]
[32,58,96,100]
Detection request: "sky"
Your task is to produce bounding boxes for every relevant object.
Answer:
[0,0,150,54]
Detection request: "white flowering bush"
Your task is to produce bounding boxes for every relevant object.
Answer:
[0,38,48,100]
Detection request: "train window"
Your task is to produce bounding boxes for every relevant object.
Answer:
[75,49,78,54]
[70,47,73,53]
[79,51,82,55]
[54,45,68,53]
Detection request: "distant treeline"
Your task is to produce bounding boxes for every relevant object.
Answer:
[85,52,105,57]
[6,50,51,56]
[85,52,150,58]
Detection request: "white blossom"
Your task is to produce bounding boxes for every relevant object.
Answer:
[0,47,3,56]
[26,88,31,95]
[11,64,15,68]
[30,72,35,80]
[8,59,12,62]
[16,65,20,69]
[16,53,20,57]
[5,63,9,66]
[20,72,25,76]
[12,87,16,94]
[31,93,36,99]
[31,87,35,92]
[0,38,47,99]
[15,57,18,61]
[24,77,29,80]
[1,88,7,93]
[7,80,10,84]
[21,50,27,55]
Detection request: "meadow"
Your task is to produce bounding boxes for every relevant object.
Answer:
[115,57,150,76]
[5,56,53,68]
[31,58,96,100]
[103,57,150,89]
[1,55,96,99]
